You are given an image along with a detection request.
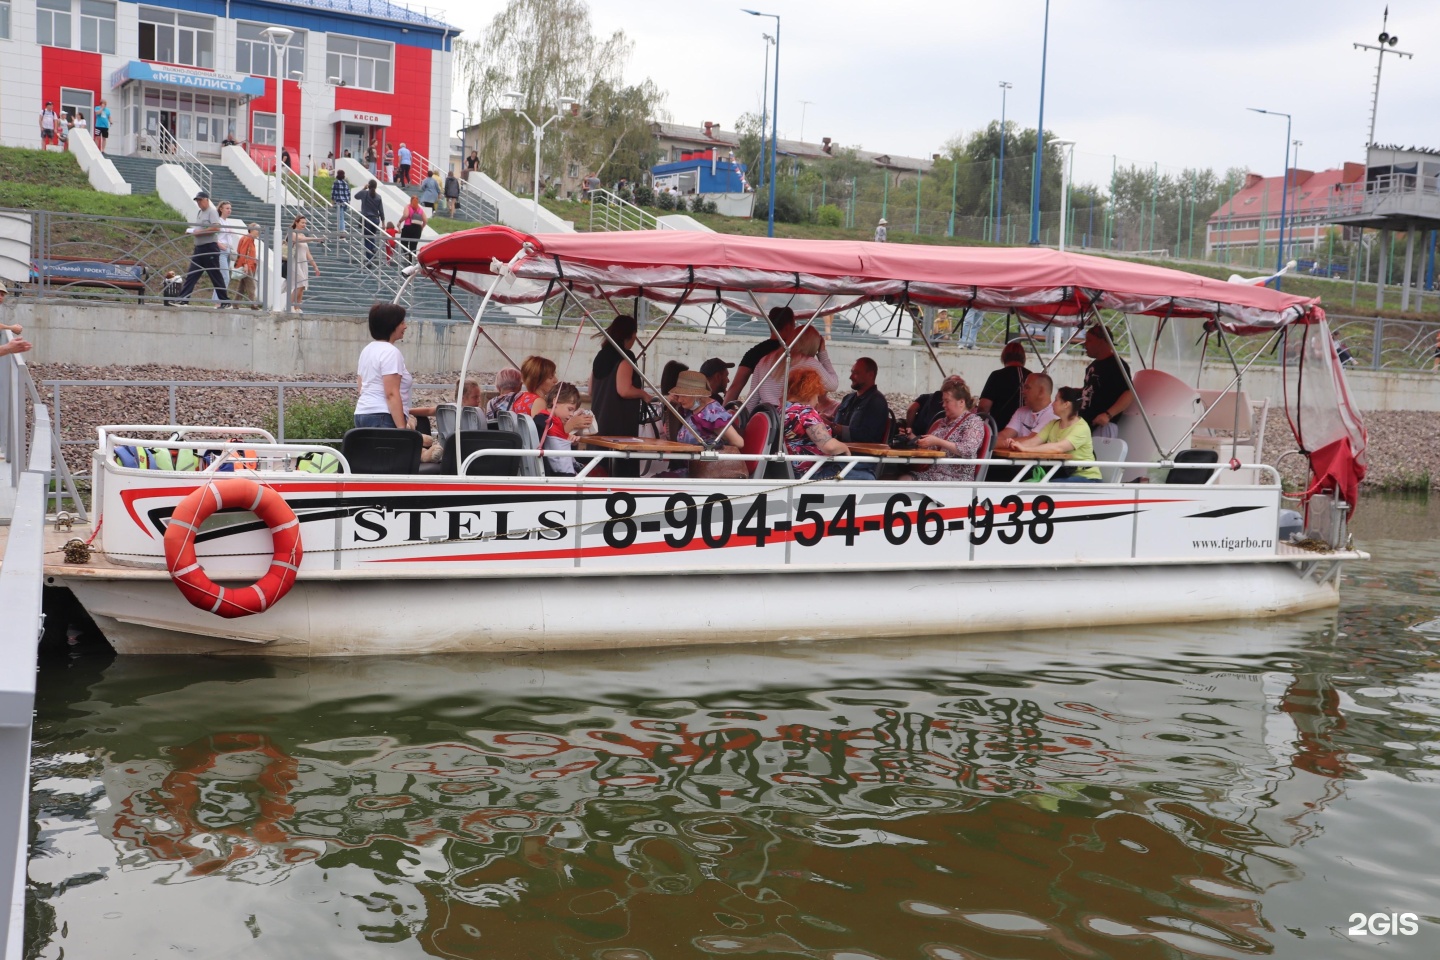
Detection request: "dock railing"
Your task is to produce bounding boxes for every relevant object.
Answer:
[0,401,51,960]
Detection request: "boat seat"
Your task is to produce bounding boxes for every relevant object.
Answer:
[974,414,997,482]
[1091,436,1128,483]
[341,428,422,475]
[440,429,524,476]
[742,403,781,480]
[434,403,486,442]
[1164,448,1219,485]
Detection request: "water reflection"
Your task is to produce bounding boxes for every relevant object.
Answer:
[26,497,1440,958]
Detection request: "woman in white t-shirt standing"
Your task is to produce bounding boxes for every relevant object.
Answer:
[354,303,413,429]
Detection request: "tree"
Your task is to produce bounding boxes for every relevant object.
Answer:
[454,0,666,193]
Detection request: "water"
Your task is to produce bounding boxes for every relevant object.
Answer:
[23,496,1440,959]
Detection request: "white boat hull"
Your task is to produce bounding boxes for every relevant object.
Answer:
[66,560,1341,656]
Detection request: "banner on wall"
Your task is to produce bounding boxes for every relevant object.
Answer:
[109,61,266,97]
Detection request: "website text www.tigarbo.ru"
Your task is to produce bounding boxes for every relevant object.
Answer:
[1193,537,1275,552]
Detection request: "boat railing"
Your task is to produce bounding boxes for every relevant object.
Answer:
[91,431,1281,487]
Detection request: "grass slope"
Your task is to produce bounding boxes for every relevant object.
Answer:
[0,146,180,220]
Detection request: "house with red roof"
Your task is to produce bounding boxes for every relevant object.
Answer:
[1206,163,1364,257]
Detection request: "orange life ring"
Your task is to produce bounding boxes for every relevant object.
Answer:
[163,478,302,618]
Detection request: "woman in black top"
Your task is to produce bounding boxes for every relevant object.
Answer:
[977,340,1031,433]
[590,314,651,437]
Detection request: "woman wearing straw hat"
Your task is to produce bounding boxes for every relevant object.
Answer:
[667,370,746,479]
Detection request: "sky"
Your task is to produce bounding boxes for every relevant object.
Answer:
[426,0,1440,191]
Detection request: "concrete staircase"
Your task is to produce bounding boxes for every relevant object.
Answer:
[106,155,162,195]
[107,155,521,324]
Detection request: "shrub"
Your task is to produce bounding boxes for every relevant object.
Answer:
[632,184,654,207]
[655,191,676,211]
[757,188,809,224]
[816,204,844,228]
[264,397,354,443]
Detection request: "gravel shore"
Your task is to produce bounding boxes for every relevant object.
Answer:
[29,361,1435,492]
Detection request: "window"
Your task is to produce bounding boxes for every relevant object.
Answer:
[252,112,276,146]
[37,0,70,48]
[139,6,214,68]
[60,87,92,124]
[0,0,11,40]
[79,0,114,53]
[235,21,305,79]
[326,34,391,92]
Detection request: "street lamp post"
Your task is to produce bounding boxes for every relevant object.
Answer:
[451,107,471,172]
[1248,106,1292,289]
[504,92,578,233]
[260,26,294,312]
[744,9,780,238]
[293,72,341,188]
[996,80,1011,243]
[1028,0,1050,245]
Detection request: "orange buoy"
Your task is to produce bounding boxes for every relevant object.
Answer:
[163,478,302,618]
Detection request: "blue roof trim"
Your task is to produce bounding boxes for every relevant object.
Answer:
[120,0,458,49]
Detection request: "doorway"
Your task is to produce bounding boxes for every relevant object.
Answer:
[341,123,367,163]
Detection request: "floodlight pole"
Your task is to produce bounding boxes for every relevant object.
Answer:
[744,9,780,237]
[1027,0,1049,245]
[996,81,1011,243]
[507,95,576,232]
[1353,8,1413,155]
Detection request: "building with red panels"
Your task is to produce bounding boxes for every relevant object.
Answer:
[0,0,457,173]
[1206,163,1364,257]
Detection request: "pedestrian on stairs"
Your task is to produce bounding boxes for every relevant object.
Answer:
[175,191,231,306]
[398,195,426,263]
[358,179,385,264]
[444,170,461,217]
[286,214,319,313]
[384,144,395,183]
[366,142,377,177]
[418,171,440,212]
[40,102,58,147]
[331,169,352,234]
[397,143,412,185]
[231,223,261,308]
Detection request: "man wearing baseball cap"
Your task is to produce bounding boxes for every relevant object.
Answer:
[174,191,230,305]
[698,357,734,404]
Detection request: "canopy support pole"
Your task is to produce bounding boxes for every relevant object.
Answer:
[563,283,695,445]
[435,253,528,476]
[1162,326,1283,461]
[715,291,835,442]
[637,286,695,359]
[1101,315,1167,460]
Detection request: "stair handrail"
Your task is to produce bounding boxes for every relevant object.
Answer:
[456,178,501,225]
[156,126,213,196]
[588,189,672,232]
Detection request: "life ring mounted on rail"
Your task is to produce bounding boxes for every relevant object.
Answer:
[163,478,303,618]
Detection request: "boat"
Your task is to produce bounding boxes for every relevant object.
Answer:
[45,227,1368,655]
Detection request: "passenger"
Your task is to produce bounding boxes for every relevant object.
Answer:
[589,314,652,437]
[994,371,1057,448]
[725,305,795,405]
[659,360,689,442]
[699,357,734,404]
[668,370,747,479]
[1079,324,1133,438]
[977,340,1031,434]
[538,381,593,476]
[832,356,889,445]
[409,379,480,419]
[353,303,412,429]
[485,366,523,419]
[1006,385,1103,482]
[904,388,945,436]
[669,371,744,448]
[902,376,986,482]
[512,355,557,416]
[750,325,838,412]
[782,368,849,479]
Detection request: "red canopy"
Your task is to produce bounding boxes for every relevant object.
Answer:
[417,225,1321,331]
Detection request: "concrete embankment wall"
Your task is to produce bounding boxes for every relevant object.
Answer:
[9,301,1436,412]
